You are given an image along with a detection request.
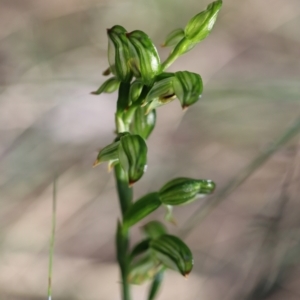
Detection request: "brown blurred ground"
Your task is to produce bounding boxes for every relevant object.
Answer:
[1,0,300,299]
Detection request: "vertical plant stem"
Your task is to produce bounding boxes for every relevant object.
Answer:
[48,177,57,300]
[115,84,133,300]
[115,165,133,300]
[115,164,133,216]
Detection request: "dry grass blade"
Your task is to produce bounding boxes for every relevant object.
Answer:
[48,177,57,300]
[181,116,300,238]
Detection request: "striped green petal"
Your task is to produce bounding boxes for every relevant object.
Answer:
[107,25,132,82]
[159,177,215,205]
[118,134,148,185]
[173,71,203,108]
[150,234,193,277]
[127,30,161,86]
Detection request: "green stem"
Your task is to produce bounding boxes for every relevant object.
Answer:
[115,165,132,300]
[115,83,133,300]
[161,38,195,71]
[161,51,179,71]
[114,164,133,216]
[116,221,131,300]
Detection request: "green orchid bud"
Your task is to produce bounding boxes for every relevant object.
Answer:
[162,28,185,47]
[118,134,148,185]
[150,234,193,277]
[93,141,120,167]
[185,0,222,43]
[127,30,161,86]
[159,177,216,205]
[130,106,156,139]
[145,77,174,103]
[123,192,161,228]
[161,0,222,70]
[142,221,167,239]
[128,255,163,285]
[91,77,120,95]
[107,25,132,82]
[129,80,144,104]
[144,77,175,113]
[173,71,203,108]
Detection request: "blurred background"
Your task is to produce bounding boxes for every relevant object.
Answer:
[1,0,300,299]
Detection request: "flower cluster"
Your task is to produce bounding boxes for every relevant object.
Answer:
[92,1,222,299]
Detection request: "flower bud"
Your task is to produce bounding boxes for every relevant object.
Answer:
[144,77,175,113]
[91,77,120,95]
[173,71,203,108]
[93,133,148,183]
[130,106,156,139]
[150,234,193,277]
[107,25,132,82]
[127,30,161,86]
[159,177,216,205]
[161,0,222,70]
[162,28,185,47]
[184,0,222,43]
[118,134,148,185]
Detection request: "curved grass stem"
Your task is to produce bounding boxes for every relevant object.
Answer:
[181,116,300,238]
[48,177,57,300]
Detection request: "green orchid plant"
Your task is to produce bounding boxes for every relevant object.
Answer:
[92,1,222,299]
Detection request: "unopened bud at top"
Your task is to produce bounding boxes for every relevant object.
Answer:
[184,0,222,43]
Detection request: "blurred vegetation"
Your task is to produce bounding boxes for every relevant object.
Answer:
[0,0,300,299]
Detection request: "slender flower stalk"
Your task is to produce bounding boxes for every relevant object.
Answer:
[92,1,222,299]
